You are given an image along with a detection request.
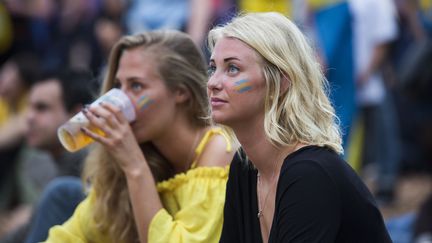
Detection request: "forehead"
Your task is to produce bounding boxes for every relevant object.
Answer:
[116,48,160,79]
[211,37,260,62]
[30,79,62,105]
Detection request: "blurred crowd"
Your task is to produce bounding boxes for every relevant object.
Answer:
[0,0,431,243]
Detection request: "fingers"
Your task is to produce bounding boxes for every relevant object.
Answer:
[80,126,111,145]
[81,102,131,148]
[82,107,113,137]
[100,102,127,125]
[86,102,123,129]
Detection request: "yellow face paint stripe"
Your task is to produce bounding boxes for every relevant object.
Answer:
[137,95,153,110]
[234,79,252,93]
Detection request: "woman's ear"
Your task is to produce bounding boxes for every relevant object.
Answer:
[174,85,191,104]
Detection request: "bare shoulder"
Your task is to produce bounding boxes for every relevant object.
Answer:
[196,133,236,168]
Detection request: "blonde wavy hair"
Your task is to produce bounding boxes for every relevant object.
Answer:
[83,30,210,243]
[208,12,343,154]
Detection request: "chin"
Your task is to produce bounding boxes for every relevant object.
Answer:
[211,113,230,126]
[134,130,150,144]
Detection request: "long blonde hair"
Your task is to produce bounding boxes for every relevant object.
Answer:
[83,30,210,243]
[208,12,343,154]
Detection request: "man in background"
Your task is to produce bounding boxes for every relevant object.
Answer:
[0,69,97,243]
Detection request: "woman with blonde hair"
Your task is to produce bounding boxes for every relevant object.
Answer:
[207,12,391,242]
[44,30,235,243]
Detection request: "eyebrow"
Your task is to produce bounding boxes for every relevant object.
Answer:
[126,77,145,82]
[114,76,145,83]
[210,57,241,63]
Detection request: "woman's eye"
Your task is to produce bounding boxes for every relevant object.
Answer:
[131,82,143,91]
[228,64,239,74]
[207,65,216,76]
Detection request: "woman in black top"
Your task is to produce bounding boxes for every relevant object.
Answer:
[207,12,391,243]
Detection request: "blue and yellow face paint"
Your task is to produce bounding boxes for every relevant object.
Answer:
[136,95,154,111]
[233,79,252,93]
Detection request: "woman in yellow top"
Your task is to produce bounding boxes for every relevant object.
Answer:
[44,30,236,243]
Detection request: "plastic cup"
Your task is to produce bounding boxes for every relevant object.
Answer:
[57,88,136,152]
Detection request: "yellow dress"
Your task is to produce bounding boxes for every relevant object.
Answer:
[44,127,232,243]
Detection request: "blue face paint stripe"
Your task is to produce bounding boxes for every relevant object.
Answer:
[234,79,252,93]
[234,79,249,85]
[136,95,153,111]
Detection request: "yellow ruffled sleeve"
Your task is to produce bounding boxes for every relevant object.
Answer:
[43,191,109,243]
[149,166,229,243]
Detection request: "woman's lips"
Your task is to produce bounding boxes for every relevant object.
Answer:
[210,97,227,107]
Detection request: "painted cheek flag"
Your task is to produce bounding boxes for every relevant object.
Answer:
[234,79,252,93]
[136,95,153,111]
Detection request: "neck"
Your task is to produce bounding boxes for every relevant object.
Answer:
[231,117,302,180]
[152,116,206,174]
[231,117,275,177]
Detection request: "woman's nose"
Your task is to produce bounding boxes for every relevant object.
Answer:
[120,86,128,93]
[207,74,222,91]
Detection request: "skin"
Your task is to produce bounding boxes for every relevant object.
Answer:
[26,80,74,157]
[187,0,213,45]
[208,37,305,242]
[82,47,234,242]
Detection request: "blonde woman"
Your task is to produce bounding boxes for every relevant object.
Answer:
[207,12,391,243]
[44,30,235,243]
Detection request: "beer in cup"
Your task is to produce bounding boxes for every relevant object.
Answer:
[57,88,136,152]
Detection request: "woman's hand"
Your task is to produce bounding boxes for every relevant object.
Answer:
[83,102,163,243]
[82,102,145,175]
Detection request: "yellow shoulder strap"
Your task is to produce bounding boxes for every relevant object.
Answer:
[190,127,232,169]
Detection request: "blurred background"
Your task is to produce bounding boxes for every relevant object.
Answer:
[0,0,431,242]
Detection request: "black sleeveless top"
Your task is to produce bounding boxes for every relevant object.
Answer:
[220,146,391,243]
